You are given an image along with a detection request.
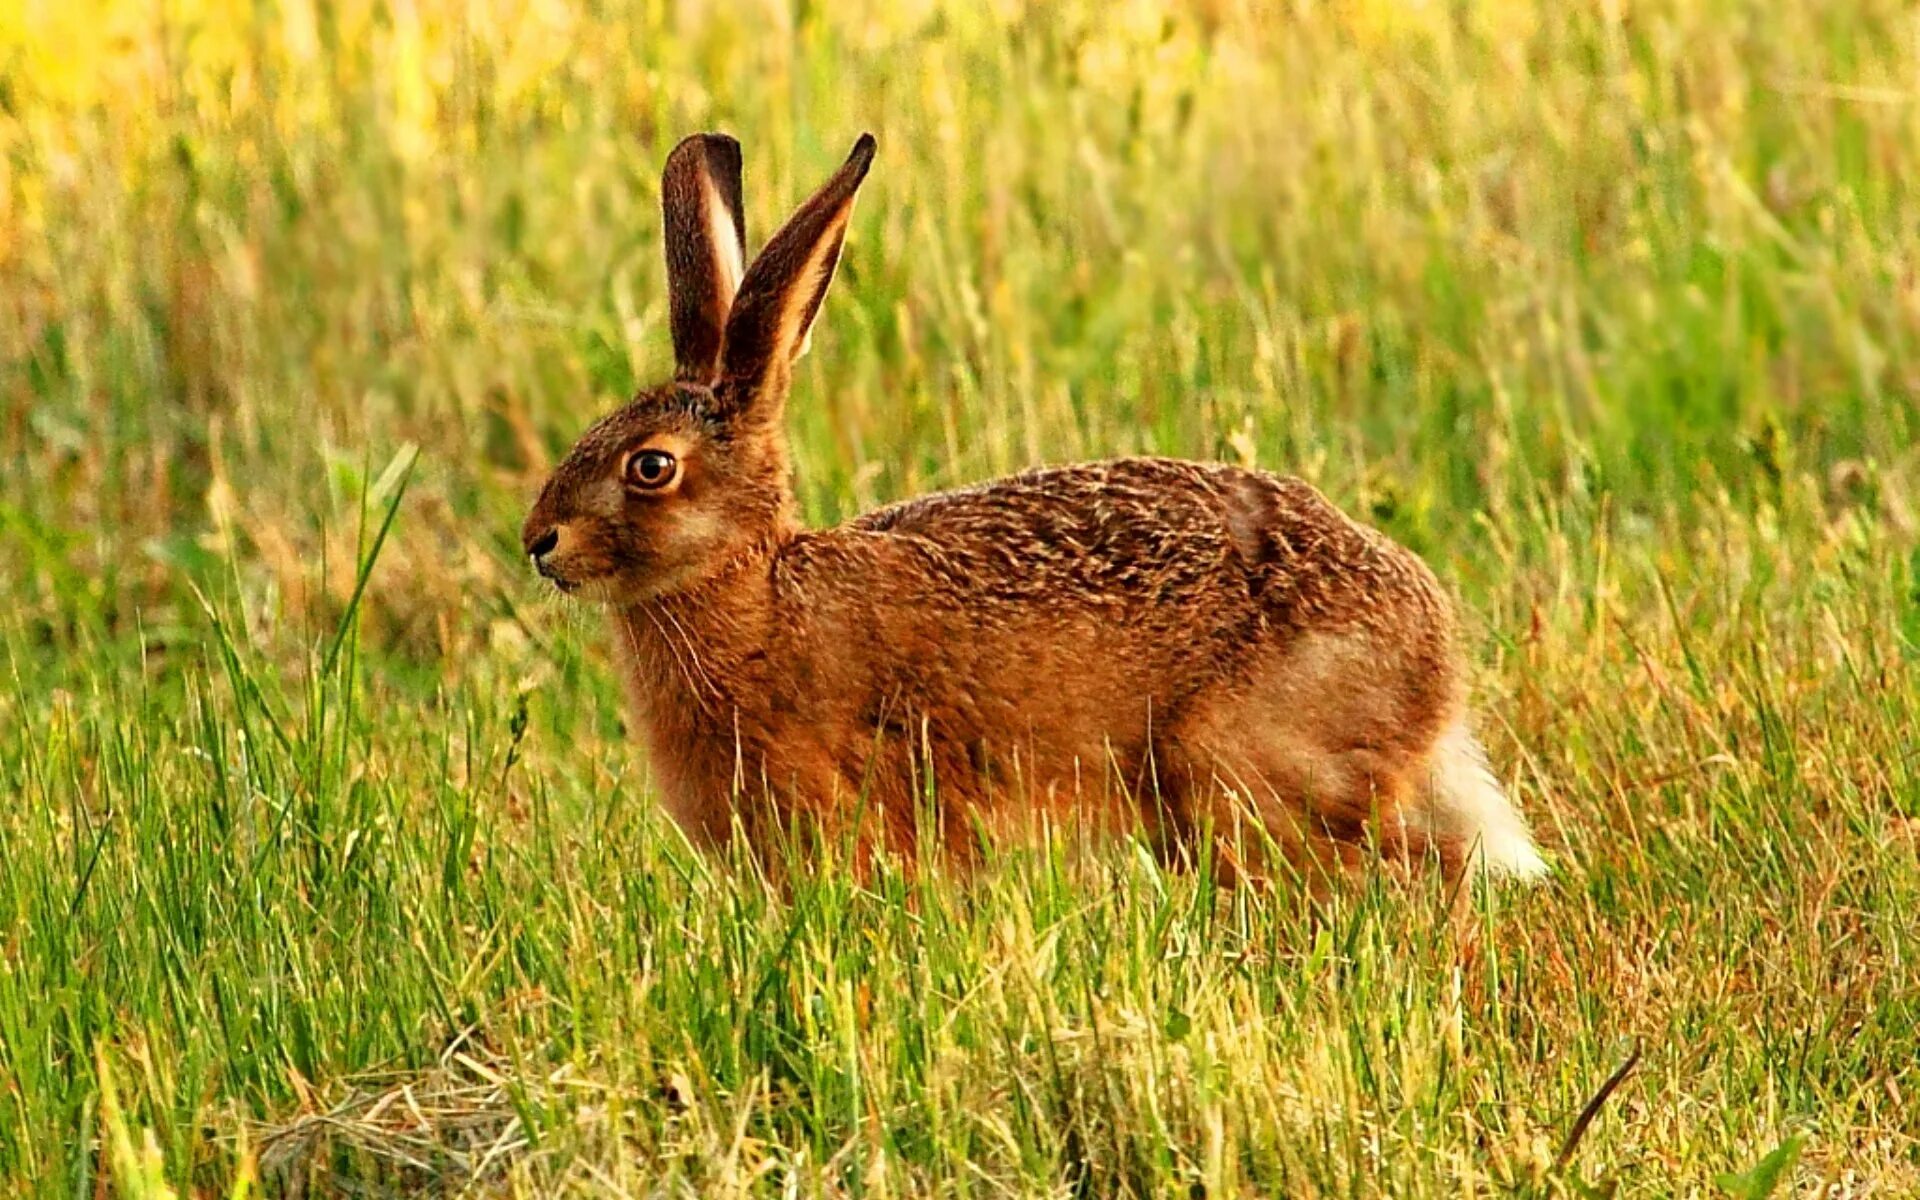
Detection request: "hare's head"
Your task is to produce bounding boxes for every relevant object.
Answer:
[522,132,874,602]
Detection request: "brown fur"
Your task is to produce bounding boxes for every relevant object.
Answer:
[523,133,1492,885]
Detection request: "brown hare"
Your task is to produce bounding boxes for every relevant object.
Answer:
[522,131,1547,887]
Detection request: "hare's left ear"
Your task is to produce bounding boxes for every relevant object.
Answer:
[661,132,746,382]
[720,134,874,400]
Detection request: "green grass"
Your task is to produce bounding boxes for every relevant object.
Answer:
[4,0,1919,1193]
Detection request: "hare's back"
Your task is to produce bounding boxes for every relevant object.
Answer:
[850,457,1431,626]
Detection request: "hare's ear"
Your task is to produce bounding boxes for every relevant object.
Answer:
[720,133,874,400]
[662,132,746,382]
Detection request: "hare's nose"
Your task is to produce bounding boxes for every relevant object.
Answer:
[526,526,561,559]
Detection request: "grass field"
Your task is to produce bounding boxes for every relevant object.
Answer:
[5,0,1920,1194]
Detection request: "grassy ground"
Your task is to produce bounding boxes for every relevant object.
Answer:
[4,0,1919,1194]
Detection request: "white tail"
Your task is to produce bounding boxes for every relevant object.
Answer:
[1410,718,1549,880]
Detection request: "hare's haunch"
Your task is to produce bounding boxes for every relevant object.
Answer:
[523,132,1547,884]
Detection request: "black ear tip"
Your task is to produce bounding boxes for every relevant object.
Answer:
[665,132,741,169]
[850,132,877,167]
[703,132,743,174]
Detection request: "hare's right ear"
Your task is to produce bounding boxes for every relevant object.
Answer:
[719,134,875,404]
[661,132,746,382]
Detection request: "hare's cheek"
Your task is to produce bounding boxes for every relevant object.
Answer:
[654,506,726,560]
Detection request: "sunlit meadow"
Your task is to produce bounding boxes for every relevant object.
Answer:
[2,0,1918,1194]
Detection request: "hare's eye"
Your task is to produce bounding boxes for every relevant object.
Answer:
[625,449,679,490]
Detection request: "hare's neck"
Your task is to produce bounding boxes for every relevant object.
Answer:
[609,544,780,726]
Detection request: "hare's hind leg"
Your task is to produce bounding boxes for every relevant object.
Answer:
[1157,630,1456,889]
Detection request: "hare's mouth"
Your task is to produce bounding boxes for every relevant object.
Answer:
[535,563,628,604]
[532,560,584,594]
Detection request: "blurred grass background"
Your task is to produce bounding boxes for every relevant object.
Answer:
[2,0,1919,1194]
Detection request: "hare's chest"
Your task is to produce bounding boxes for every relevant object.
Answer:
[626,702,737,846]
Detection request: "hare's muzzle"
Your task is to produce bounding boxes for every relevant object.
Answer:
[522,520,579,591]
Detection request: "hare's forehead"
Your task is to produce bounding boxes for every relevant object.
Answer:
[569,387,720,460]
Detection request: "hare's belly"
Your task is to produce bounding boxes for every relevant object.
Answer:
[818,703,1154,846]
[843,648,1175,823]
